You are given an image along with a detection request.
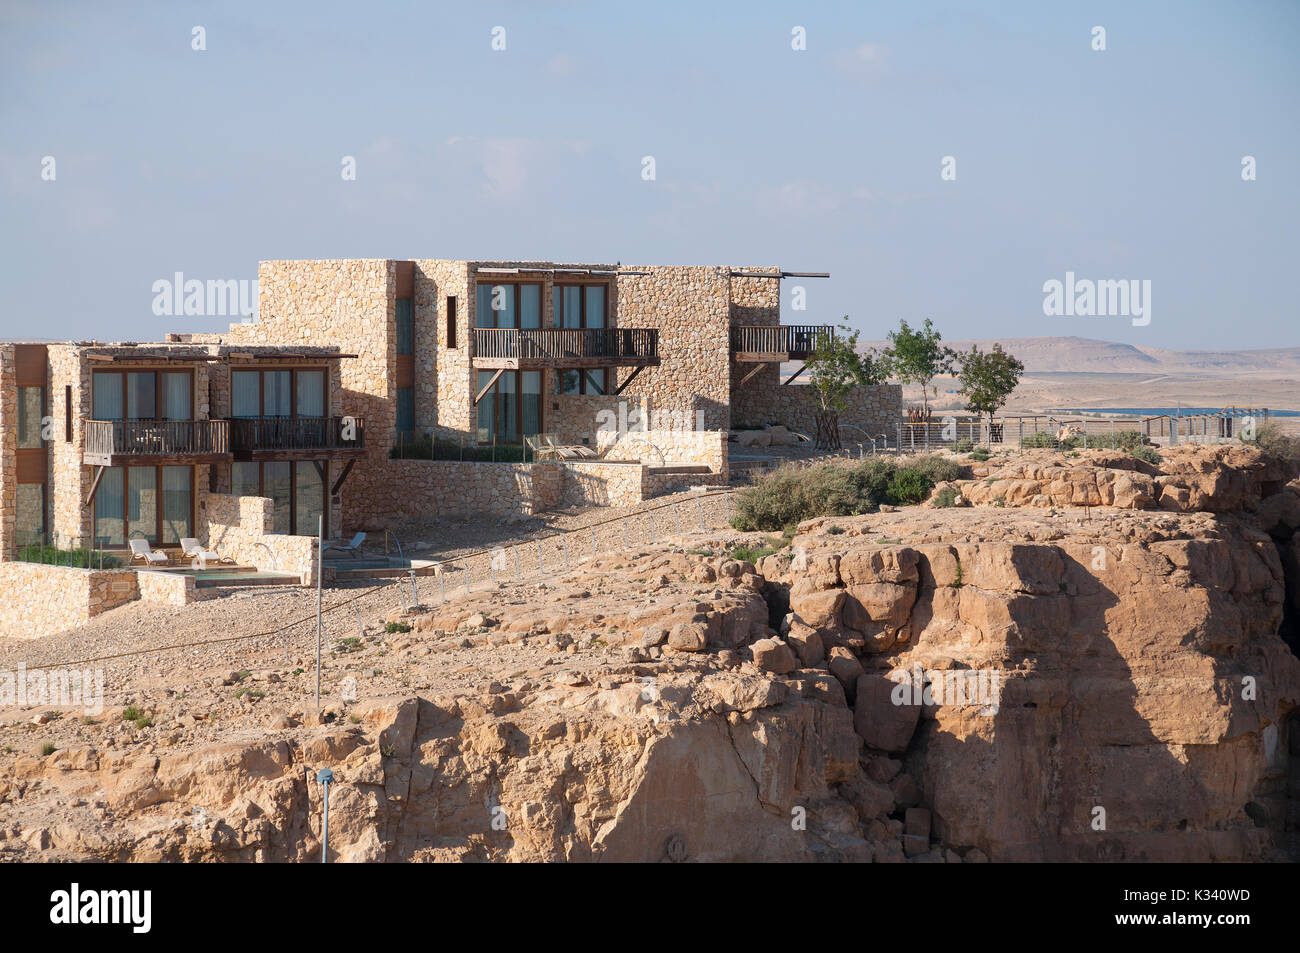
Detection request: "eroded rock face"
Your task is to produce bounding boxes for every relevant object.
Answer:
[3,460,1298,864]
[763,490,1300,860]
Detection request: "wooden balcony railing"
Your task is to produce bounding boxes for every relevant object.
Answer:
[473,327,659,368]
[84,418,230,463]
[229,416,366,454]
[730,325,834,359]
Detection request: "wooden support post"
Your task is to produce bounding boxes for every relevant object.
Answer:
[83,466,106,509]
[330,459,356,496]
[782,363,807,385]
[474,369,505,405]
[613,365,644,396]
[738,362,770,388]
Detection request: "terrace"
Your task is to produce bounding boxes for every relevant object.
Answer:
[472,327,660,371]
[83,418,232,467]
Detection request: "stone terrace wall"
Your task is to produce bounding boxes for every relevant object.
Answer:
[596,428,728,476]
[345,461,562,529]
[202,493,316,584]
[731,382,902,442]
[0,563,139,639]
[614,266,733,431]
[551,394,651,447]
[559,462,646,508]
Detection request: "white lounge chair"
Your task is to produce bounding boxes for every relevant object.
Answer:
[129,538,168,566]
[323,531,366,558]
[180,537,223,570]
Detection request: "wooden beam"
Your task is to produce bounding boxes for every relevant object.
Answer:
[83,466,106,509]
[330,459,356,496]
[782,363,807,385]
[613,365,644,396]
[474,368,505,405]
[738,362,770,388]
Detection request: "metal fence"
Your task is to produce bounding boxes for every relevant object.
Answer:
[12,530,125,569]
[889,410,1270,453]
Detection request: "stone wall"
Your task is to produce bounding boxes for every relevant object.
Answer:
[0,563,139,639]
[345,460,562,529]
[0,347,14,560]
[137,568,201,606]
[202,492,317,584]
[731,382,902,442]
[614,266,734,431]
[558,462,646,508]
[550,394,652,448]
[413,259,471,442]
[596,428,728,475]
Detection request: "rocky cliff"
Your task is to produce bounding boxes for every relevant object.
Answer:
[1,448,1297,862]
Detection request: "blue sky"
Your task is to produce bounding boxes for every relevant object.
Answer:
[2,0,1297,348]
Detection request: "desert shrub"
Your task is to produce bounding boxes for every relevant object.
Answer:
[1131,445,1162,466]
[970,447,991,461]
[904,454,966,485]
[1244,421,1300,475]
[1020,431,1059,449]
[385,621,412,634]
[954,438,974,453]
[1082,429,1148,451]
[932,487,958,508]
[732,460,894,531]
[730,538,783,563]
[731,454,962,530]
[730,468,826,531]
[886,468,929,505]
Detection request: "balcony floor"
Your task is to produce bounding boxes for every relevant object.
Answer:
[84,451,233,467]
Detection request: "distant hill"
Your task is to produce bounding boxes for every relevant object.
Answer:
[856,336,1300,376]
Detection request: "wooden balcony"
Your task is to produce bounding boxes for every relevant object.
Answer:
[730,325,834,362]
[83,418,232,466]
[229,417,367,461]
[472,327,660,370]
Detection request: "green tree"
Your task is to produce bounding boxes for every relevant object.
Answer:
[807,322,889,450]
[882,318,957,419]
[956,343,1024,444]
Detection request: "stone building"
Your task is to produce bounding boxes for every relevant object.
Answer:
[0,258,900,562]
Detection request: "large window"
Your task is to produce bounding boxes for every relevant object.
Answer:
[232,460,326,536]
[477,370,541,444]
[553,283,606,329]
[396,387,414,434]
[93,465,192,547]
[92,370,192,420]
[555,368,607,396]
[552,283,609,395]
[231,368,327,418]
[396,299,414,355]
[476,282,541,329]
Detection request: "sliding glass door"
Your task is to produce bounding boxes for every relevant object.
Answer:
[476,370,541,444]
[231,460,326,536]
[93,465,192,547]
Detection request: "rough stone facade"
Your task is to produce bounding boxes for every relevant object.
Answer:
[0,347,15,560]
[202,493,317,584]
[346,461,562,529]
[0,563,139,639]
